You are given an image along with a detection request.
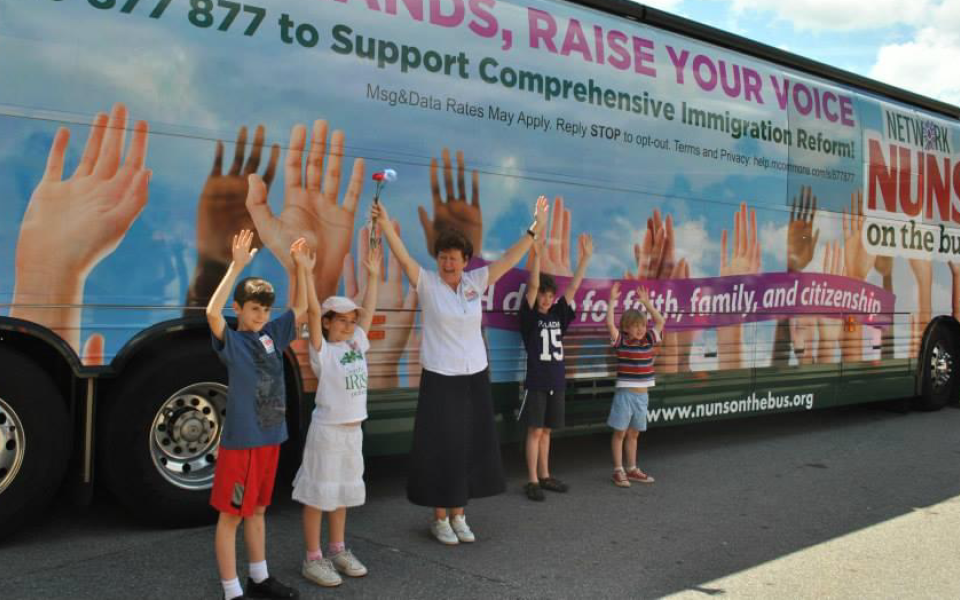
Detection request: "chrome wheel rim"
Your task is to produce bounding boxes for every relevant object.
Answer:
[929,342,953,393]
[149,382,226,491]
[0,397,26,495]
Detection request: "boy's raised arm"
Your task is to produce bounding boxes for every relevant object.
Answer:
[359,246,381,333]
[288,238,309,321]
[524,241,542,309]
[291,242,322,351]
[606,281,620,344]
[372,202,421,288]
[638,286,666,336]
[488,196,548,286]
[564,233,593,304]
[206,229,257,341]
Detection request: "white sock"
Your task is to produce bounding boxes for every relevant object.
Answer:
[249,560,269,584]
[221,578,243,600]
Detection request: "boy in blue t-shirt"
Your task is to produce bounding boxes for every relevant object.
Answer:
[518,234,592,501]
[207,229,307,600]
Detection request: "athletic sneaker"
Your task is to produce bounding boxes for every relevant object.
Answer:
[451,514,475,543]
[431,517,459,545]
[302,558,342,587]
[612,469,631,488]
[330,549,368,577]
[246,576,299,598]
[626,467,655,483]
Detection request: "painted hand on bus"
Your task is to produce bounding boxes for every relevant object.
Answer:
[82,333,105,367]
[816,241,844,362]
[246,120,364,301]
[17,103,150,280]
[343,224,417,389]
[418,148,482,257]
[841,191,875,280]
[625,210,673,280]
[196,125,279,264]
[11,103,150,355]
[720,203,761,277]
[717,203,759,370]
[874,255,893,280]
[787,186,819,273]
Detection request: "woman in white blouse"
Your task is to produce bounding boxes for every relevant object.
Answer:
[371,196,547,545]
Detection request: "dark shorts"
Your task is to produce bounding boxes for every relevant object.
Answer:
[210,445,280,517]
[520,388,565,429]
[406,368,506,508]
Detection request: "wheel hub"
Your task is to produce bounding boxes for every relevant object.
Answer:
[150,383,227,491]
[930,342,953,392]
[0,397,26,495]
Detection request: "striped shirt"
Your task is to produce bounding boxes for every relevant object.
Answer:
[614,329,661,388]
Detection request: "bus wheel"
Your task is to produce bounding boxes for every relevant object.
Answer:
[99,341,226,527]
[0,347,71,538]
[915,322,959,411]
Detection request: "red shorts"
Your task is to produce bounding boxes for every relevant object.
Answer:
[210,445,280,517]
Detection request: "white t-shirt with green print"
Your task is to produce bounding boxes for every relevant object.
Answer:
[308,327,370,424]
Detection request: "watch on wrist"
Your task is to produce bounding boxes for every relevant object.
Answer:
[526,220,538,238]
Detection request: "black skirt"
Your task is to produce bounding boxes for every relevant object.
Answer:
[406,368,506,508]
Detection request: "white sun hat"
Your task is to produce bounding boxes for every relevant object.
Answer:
[321,295,365,316]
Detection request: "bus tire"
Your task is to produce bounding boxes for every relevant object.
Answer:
[914,321,959,411]
[0,347,71,539]
[99,340,227,527]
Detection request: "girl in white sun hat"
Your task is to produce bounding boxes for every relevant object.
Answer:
[291,245,380,588]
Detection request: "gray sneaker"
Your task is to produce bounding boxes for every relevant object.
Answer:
[450,515,475,543]
[302,557,342,587]
[430,518,459,545]
[330,549,368,577]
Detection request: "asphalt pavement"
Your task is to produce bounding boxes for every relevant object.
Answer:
[2,402,959,599]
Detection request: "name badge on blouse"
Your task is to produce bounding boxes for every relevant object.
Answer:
[464,287,479,302]
[259,335,276,354]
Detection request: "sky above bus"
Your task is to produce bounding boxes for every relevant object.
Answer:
[645,0,960,107]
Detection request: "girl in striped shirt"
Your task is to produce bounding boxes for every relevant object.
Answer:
[605,283,666,488]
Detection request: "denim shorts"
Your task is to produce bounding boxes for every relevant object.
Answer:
[607,389,650,432]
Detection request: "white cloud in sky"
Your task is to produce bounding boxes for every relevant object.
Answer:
[642,0,686,10]
[870,27,960,106]
[702,0,960,106]
[726,0,936,32]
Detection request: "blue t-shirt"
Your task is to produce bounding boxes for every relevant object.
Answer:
[212,309,297,449]
[520,296,575,390]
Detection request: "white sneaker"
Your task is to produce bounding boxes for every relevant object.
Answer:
[450,514,475,543]
[430,517,459,545]
[302,557,343,587]
[330,549,368,577]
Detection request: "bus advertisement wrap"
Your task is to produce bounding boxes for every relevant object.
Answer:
[1,0,958,386]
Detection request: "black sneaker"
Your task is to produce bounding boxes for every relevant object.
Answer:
[539,477,569,493]
[524,481,545,501]
[246,576,299,599]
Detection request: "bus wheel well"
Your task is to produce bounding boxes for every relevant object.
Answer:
[914,315,960,410]
[0,329,78,410]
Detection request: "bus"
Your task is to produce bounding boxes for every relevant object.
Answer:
[2,0,958,537]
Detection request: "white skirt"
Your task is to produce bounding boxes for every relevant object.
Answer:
[292,422,365,511]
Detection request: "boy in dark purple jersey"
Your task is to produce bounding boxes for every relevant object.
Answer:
[518,234,592,501]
